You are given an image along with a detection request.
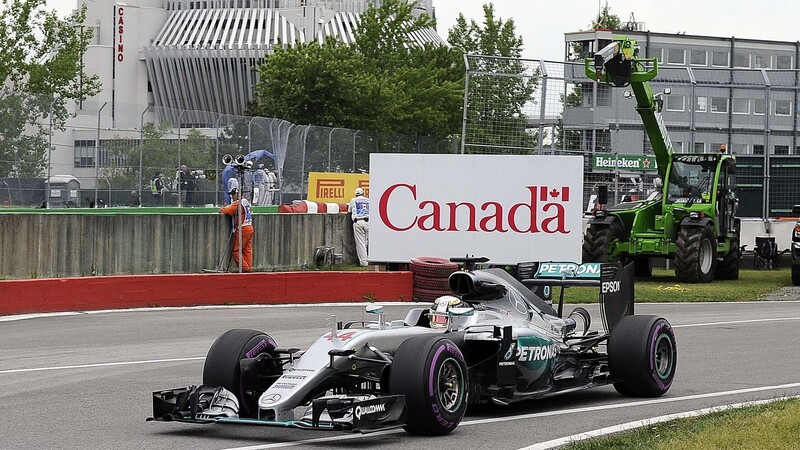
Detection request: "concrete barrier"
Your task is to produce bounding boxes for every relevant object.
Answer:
[0,271,414,316]
[0,212,357,278]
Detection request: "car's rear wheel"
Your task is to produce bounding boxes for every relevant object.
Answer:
[715,236,740,280]
[609,315,676,397]
[203,329,279,418]
[389,335,468,435]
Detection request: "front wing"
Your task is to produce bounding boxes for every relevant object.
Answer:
[147,385,407,433]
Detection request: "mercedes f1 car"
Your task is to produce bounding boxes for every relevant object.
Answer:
[148,257,677,436]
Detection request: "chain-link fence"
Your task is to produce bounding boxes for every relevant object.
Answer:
[463,55,800,218]
[2,97,457,208]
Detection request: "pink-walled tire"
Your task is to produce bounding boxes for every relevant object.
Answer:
[609,315,677,397]
[389,336,469,435]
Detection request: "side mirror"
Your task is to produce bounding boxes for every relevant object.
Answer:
[365,305,384,315]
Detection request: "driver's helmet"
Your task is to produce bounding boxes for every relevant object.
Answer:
[429,295,464,328]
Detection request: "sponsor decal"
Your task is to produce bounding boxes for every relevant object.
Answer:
[270,383,297,390]
[261,393,281,404]
[601,280,621,294]
[306,172,369,203]
[535,262,601,279]
[354,403,386,420]
[675,155,717,164]
[592,154,657,172]
[504,342,516,360]
[517,343,559,362]
[498,361,515,366]
[324,331,358,341]
[379,184,571,234]
[245,339,271,358]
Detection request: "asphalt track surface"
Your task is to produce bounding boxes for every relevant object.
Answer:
[2,301,799,450]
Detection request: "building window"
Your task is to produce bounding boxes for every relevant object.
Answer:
[666,94,685,111]
[774,145,790,155]
[733,52,750,68]
[732,98,750,114]
[774,99,791,116]
[753,144,765,155]
[694,96,708,112]
[649,47,663,62]
[694,142,705,152]
[74,140,95,168]
[711,97,729,113]
[754,99,766,115]
[753,53,771,69]
[731,143,747,154]
[673,141,685,153]
[712,50,729,67]
[667,48,685,65]
[690,50,707,66]
[776,55,793,69]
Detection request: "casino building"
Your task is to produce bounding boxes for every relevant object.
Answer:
[55,0,442,188]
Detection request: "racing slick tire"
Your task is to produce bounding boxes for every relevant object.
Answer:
[582,220,625,263]
[410,257,459,279]
[609,315,676,398]
[715,236,740,280]
[793,264,800,286]
[675,225,717,283]
[203,329,279,418]
[389,335,469,435]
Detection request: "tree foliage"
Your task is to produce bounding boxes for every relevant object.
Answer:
[448,3,539,154]
[0,0,100,177]
[592,4,622,30]
[250,0,463,138]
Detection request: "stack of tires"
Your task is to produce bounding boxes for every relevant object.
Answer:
[410,257,459,302]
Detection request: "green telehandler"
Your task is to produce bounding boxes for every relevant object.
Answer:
[582,36,740,283]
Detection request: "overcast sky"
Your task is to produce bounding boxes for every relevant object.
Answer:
[40,0,800,60]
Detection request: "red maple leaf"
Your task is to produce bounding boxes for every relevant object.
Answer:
[550,188,560,198]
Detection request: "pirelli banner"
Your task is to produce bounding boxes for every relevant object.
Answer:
[307,172,370,203]
[369,154,584,264]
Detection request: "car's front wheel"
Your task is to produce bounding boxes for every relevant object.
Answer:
[389,335,469,435]
[609,315,677,397]
[203,329,280,418]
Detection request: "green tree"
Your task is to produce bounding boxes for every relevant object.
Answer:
[0,0,100,177]
[250,0,463,138]
[592,4,622,30]
[449,3,539,154]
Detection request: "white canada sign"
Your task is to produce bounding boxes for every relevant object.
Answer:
[369,154,584,264]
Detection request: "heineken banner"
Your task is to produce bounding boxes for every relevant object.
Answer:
[592,154,657,172]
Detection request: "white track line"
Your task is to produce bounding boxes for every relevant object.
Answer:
[520,395,800,450]
[0,357,205,375]
[217,383,800,450]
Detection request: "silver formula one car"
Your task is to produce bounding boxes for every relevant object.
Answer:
[148,257,677,436]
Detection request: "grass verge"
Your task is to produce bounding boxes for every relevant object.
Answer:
[564,397,800,450]
[559,267,791,303]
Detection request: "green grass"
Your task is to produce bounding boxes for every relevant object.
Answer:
[564,398,800,450]
[558,267,792,303]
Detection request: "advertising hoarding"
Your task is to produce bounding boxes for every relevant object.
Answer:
[369,154,584,264]
[307,172,370,203]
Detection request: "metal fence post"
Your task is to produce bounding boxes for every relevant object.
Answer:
[138,105,151,207]
[538,60,548,154]
[46,96,58,209]
[176,109,186,206]
[94,102,107,208]
[215,113,225,206]
[763,70,772,218]
[460,54,470,154]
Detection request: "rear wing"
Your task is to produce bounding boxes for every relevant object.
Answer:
[517,261,634,332]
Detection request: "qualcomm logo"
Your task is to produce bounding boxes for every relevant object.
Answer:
[354,403,386,420]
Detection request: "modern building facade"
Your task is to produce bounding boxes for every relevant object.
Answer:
[54,0,441,188]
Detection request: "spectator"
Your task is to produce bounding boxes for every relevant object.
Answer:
[150,172,165,206]
[348,187,369,267]
[177,164,190,206]
[218,187,254,272]
[265,167,278,205]
[253,164,267,206]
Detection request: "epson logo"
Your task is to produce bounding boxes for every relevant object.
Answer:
[601,280,621,294]
[354,403,386,420]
